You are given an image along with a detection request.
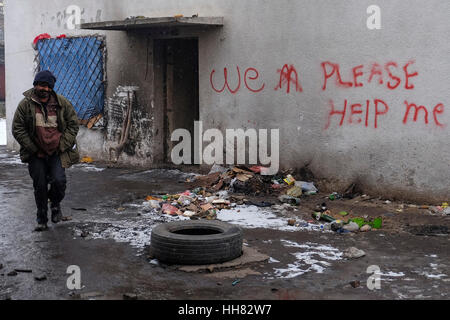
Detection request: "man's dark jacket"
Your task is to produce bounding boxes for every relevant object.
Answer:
[12,88,80,168]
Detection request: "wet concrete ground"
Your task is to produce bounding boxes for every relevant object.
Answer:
[0,146,449,300]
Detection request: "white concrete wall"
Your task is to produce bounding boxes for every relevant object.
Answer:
[5,0,450,201]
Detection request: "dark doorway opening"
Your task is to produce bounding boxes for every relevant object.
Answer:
[154,38,199,164]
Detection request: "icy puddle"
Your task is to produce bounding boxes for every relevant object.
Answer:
[265,240,343,279]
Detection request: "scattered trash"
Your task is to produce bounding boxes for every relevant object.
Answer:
[71,208,87,211]
[182,211,196,217]
[287,219,296,226]
[81,156,93,163]
[208,164,229,175]
[232,279,241,286]
[162,203,181,216]
[343,247,366,259]
[330,220,344,231]
[339,211,349,216]
[295,181,318,194]
[7,271,18,276]
[286,186,302,197]
[328,192,341,200]
[312,212,335,223]
[283,174,295,185]
[249,166,271,175]
[61,216,72,221]
[360,224,372,232]
[350,280,361,288]
[343,222,360,232]
[369,217,383,229]
[278,195,300,205]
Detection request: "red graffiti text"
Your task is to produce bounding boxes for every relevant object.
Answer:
[321,60,418,91]
[274,64,303,93]
[210,66,265,94]
[325,98,389,129]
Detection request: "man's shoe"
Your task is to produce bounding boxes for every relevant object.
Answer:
[34,223,48,232]
[51,204,62,223]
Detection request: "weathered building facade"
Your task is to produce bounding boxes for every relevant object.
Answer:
[4,0,450,201]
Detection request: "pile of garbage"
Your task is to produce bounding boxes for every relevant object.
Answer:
[142,164,320,220]
[144,189,233,220]
[426,202,450,216]
[186,164,318,200]
[311,202,382,233]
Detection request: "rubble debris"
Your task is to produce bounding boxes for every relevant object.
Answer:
[286,186,302,197]
[208,164,229,175]
[343,247,366,259]
[278,195,300,205]
[343,222,359,232]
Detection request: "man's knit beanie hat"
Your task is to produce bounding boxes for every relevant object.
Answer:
[33,70,57,89]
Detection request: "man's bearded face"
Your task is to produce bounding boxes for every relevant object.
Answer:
[35,82,51,99]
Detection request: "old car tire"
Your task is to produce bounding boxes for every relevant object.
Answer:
[150,220,243,265]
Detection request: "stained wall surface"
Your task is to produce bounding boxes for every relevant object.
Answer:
[5,0,449,201]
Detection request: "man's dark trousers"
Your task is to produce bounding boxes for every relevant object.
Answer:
[28,153,66,224]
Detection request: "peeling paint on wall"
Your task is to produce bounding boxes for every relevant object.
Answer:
[104,86,153,164]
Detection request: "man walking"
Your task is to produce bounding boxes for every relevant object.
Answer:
[12,70,80,231]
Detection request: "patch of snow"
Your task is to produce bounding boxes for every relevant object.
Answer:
[71,163,105,172]
[381,271,405,277]
[267,240,342,279]
[217,205,318,231]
